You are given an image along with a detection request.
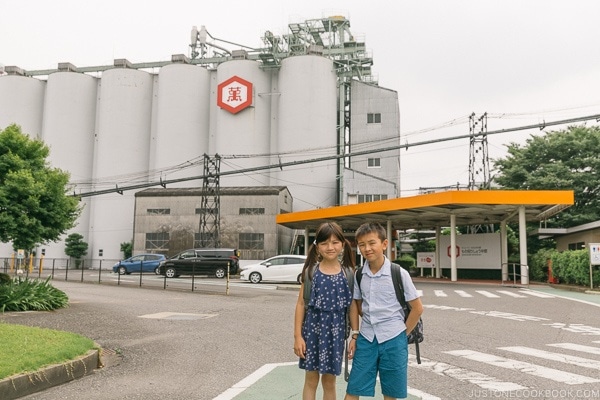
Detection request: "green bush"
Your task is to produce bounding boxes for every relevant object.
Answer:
[395,254,416,271]
[0,273,11,285]
[529,248,558,282]
[550,250,599,287]
[0,277,69,312]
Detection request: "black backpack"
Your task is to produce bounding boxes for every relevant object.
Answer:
[356,262,423,364]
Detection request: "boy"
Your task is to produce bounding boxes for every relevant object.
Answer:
[345,222,423,400]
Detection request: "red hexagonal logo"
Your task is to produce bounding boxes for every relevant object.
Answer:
[217,75,253,114]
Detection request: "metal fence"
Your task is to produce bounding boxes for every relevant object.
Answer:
[1,257,238,295]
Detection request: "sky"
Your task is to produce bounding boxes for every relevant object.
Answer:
[2,0,600,196]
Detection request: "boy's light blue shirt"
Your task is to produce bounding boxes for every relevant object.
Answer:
[354,257,420,343]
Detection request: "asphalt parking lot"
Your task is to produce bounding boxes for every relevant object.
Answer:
[1,278,302,400]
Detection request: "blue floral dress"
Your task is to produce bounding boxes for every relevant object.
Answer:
[299,265,352,375]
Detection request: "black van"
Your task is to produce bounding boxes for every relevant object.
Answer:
[158,248,240,278]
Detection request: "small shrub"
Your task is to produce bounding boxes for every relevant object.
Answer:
[395,254,416,271]
[0,277,68,312]
[0,273,11,285]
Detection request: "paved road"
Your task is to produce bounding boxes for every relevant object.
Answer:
[2,279,600,399]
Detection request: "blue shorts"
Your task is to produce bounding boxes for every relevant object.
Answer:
[346,332,408,399]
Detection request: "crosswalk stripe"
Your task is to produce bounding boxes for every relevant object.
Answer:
[434,290,447,297]
[518,290,555,298]
[499,346,600,370]
[454,290,473,297]
[475,290,500,298]
[547,343,600,356]
[496,290,527,298]
[409,354,527,391]
[445,349,600,385]
[417,289,424,297]
[407,386,442,400]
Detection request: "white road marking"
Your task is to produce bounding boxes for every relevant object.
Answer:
[417,289,424,297]
[548,343,600,355]
[455,290,473,297]
[409,354,527,392]
[543,323,600,336]
[446,349,600,385]
[475,290,500,298]
[500,346,600,370]
[518,290,555,298]
[407,386,442,400]
[213,362,296,400]
[497,290,527,298]
[468,310,549,322]
[434,290,447,297]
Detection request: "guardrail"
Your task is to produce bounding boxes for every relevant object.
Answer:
[502,262,529,287]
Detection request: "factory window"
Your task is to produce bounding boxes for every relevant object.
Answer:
[147,208,170,215]
[367,113,381,123]
[358,194,388,203]
[367,158,381,168]
[240,208,265,215]
[567,242,585,250]
[145,232,169,250]
[195,208,213,215]
[239,233,265,250]
[194,232,216,248]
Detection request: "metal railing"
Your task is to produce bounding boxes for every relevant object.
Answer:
[1,257,236,295]
[502,262,529,287]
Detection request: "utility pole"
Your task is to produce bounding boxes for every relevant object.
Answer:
[198,154,221,248]
[468,112,490,190]
[467,113,493,234]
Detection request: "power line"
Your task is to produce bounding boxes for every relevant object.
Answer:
[73,113,600,198]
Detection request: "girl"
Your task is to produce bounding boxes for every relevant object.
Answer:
[294,222,355,400]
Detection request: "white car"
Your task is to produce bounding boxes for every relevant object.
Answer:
[240,255,307,284]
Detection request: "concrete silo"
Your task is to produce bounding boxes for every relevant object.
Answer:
[0,75,45,138]
[277,55,338,210]
[213,59,273,187]
[153,63,211,186]
[89,68,153,261]
[40,72,98,259]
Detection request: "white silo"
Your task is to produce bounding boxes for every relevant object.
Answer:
[89,68,153,261]
[40,72,98,260]
[213,60,273,187]
[277,55,338,210]
[0,75,45,138]
[0,75,45,257]
[153,64,210,186]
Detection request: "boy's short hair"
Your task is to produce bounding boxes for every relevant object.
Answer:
[355,222,387,242]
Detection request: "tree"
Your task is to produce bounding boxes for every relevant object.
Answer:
[120,241,133,259]
[0,125,81,251]
[493,125,600,227]
[64,233,88,268]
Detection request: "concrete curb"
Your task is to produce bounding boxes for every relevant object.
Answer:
[0,348,100,400]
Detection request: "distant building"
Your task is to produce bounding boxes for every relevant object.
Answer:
[0,16,400,260]
[134,187,294,260]
[536,220,600,251]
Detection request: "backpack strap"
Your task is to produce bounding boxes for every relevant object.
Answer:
[390,263,409,310]
[302,263,317,311]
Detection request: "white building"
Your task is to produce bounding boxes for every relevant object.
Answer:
[0,16,400,261]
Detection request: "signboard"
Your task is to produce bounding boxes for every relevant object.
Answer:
[439,232,501,269]
[17,249,25,259]
[589,243,600,266]
[417,252,435,268]
[217,75,253,114]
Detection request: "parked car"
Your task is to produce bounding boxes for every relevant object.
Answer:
[112,254,167,275]
[158,248,240,278]
[239,255,307,284]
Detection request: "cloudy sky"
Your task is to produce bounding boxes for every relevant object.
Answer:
[2,0,600,195]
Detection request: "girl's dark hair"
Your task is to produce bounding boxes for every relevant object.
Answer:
[301,221,355,283]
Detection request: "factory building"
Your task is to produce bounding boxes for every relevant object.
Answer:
[0,16,400,262]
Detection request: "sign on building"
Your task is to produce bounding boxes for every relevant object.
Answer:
[217,75,253,114]
[439,233,501,269]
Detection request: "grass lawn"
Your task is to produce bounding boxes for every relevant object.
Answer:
[0,322,96,380]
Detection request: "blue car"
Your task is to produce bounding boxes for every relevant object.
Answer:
[112,254,167,275]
